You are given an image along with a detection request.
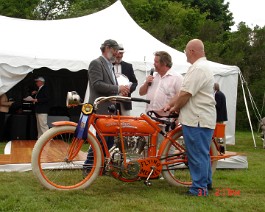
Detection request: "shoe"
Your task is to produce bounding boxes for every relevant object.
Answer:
[158,174,164,180]
[207,184,213,190]
[82,167,91,178]
[217,138,224,144]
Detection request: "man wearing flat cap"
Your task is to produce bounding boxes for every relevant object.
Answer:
[84,39,130,173]
[31,76,49,138]
[87,39,129,111]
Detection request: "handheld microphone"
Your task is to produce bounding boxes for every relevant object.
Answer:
[148,68,155,86]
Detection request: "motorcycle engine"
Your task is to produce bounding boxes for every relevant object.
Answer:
[110,136,147,179]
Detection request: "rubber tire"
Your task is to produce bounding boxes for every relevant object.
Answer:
[161,130,218,187]
[31,126,102,190]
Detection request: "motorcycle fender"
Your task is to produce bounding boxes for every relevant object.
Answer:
[157,126,183,157]
[52,121,78,127]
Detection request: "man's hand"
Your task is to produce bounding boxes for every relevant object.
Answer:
[165,91,191,114]
[169,105,180,114]
[145,75,154,86]
[163,104,171,112]
[163,104,180,114]
[119,85,130,96]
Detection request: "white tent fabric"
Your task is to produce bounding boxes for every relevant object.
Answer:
[0,0,240,145]
[0,0,187,73]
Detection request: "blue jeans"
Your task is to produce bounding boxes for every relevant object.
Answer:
[182,125,214,196]
[84,135,114,168]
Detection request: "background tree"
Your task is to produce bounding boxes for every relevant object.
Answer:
[170,0,234,31]
[123,0,210,51]
[63,0,115,19]
[0,0,39,19]
[33,0,70,20]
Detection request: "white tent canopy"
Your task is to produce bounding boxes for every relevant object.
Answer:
[0,0,187,73]
[0,0,240,145]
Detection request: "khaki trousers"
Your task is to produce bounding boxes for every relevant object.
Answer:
[36,113,49,138]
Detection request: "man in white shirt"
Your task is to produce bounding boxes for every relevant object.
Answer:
[166,39,216,196]
[139,51,183,156]
[139,51,183,113]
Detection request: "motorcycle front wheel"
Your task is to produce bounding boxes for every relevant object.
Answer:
[31,125,102,190]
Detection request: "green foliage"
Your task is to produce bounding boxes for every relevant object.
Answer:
[65,0,114,18]
[123,0,208,51]
[224,25,265,129]
[33,0,71,20]
[170,0,234,31]
[0,0,39,19]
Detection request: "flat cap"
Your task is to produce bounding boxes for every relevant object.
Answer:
[101,39,119,49]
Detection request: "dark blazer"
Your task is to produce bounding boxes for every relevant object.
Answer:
[35,85,49,114]
[120,61,138,110]
[88,56,119,114]
[215,90,228,122]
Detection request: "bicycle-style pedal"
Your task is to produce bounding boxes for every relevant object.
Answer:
[144,180,152,186]
[219,145,225,154]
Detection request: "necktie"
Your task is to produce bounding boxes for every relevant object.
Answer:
[111,66,118,85]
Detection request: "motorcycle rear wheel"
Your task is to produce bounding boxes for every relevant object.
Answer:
[161,129,217,187]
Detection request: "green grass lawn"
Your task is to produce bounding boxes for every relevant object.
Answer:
[0,131,265,212]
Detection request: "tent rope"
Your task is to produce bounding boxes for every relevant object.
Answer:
[247,86,262,121]
[239,71,261,121]
[239,71,257,148]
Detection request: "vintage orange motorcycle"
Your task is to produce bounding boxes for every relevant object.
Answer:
[31,92,230,190]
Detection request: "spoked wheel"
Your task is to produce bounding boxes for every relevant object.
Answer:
[31,126,102,190]
[160,129,218,187]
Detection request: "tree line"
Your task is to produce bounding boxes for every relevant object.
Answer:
[0,0,264,130]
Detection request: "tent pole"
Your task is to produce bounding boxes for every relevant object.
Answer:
[144,56,148,77]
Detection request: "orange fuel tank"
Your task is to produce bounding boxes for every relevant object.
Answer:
[95,117,156,134]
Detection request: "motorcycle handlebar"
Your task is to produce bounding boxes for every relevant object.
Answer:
[131,97,150,104]
[93,96,150,110]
